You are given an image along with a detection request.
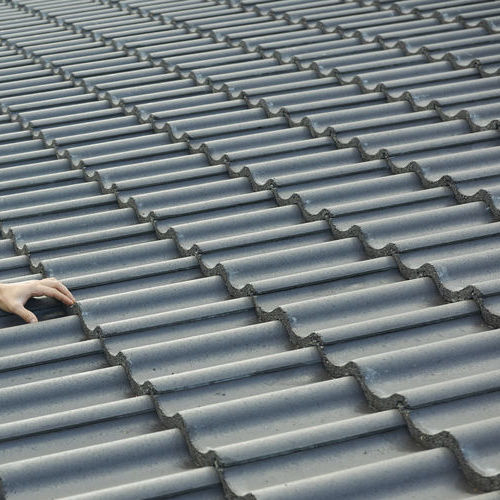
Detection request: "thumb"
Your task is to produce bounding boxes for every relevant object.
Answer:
[13,305,38,324]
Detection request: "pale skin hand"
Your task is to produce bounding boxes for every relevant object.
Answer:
[0,278,75,324]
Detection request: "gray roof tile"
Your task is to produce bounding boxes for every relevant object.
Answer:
[77,275,229,331]
[227,23,311,50]
[0,364,130,423]
[355,329,500,406]
[128,177,254,216]
[152,347,326,416]
[26,222,157,262]
[357,16,445,43]
[153,190,276,230]
[0,316,83,356]
[253,256,402,312]
[167,204,304,251]
[0,396,160,464]
[64,258,202,302]
[180,376,368,459]
[220,411,418,494]
[211,237,366,294]
[59,467,223,500]
[236,448,494,499]
[101,296,257,353]
[199,219,333,271]
[122,320,291,386]
[265,276,441,341]
[322,299,485,367]
[0,429,193,499]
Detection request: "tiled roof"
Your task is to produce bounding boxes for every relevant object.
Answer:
[0,0,499,497]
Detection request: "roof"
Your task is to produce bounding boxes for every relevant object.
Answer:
[0,0,499,498]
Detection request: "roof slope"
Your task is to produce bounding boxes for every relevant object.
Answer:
[0,0,499,498]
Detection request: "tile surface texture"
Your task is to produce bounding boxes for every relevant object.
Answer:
[0,0,499,498]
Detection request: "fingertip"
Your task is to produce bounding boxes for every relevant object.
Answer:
[27,311,38,323]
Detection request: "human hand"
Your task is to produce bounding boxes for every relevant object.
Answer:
[0,278,76,323]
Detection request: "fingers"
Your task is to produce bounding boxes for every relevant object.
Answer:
[41,278,75,303]
[12,304,38,324]
[32,283,75,306]
[0,278,75,324]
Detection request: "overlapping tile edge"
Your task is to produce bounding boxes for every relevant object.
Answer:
[0,0,498,498]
